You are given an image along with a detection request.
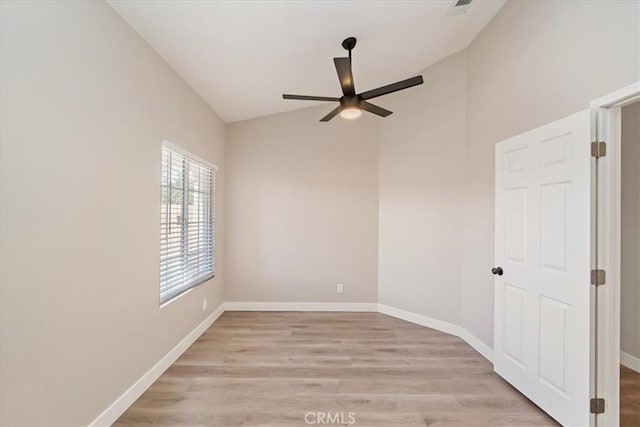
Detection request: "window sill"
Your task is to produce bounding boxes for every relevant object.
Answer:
[159,273,215,309]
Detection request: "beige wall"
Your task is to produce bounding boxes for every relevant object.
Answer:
[225,107,379,303]
[621,102,640,360]
[377,52,466,324]
[0,1,225,425]
[462,0,640,346]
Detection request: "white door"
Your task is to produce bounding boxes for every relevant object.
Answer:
[494,110,592,426]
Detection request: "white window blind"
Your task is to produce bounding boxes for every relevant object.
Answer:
[160,141,217,304]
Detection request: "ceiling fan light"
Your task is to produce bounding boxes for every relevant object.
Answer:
[340,106,362,120]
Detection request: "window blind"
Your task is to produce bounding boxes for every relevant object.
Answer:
[160,141,216,304]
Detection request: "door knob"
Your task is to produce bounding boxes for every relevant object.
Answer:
[491,267,504,276]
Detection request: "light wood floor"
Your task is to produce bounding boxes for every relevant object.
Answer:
[621,365,640,427]
[116,312,557,426]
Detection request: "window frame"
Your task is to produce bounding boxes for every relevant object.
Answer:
[159,140,218,306]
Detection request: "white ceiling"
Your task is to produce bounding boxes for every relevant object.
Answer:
[108,1,505,123]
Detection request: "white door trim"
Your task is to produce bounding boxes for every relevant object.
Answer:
[590,81,640,427]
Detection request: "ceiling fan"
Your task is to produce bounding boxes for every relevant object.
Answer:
[282,37,424,122]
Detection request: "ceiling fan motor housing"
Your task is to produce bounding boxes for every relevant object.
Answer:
[340,95,361,109]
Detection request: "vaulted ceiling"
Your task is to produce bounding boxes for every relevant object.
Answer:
[109,1,505,123]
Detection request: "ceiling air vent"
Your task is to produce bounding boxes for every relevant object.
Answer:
[447,0,472,15]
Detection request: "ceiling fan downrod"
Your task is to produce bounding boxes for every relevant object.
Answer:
[341,37,357,61]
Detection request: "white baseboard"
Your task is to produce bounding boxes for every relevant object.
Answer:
[377,304,493,363]
[224,301,378,312]
[89,303,225,427]
[458,328,494,363]
[621,351,640,373]
[377,304,462,337]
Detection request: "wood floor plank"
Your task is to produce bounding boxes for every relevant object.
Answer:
[115,312,557,426]
[621,365,640,427]
[242,411,426,427]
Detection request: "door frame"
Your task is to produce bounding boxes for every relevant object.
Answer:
[590,81,640,427]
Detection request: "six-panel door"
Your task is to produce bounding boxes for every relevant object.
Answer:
[494,110,592,426]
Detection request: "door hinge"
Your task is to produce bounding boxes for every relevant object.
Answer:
[590,398,605,414]
[591,141,606,158]
[591,269,606,286]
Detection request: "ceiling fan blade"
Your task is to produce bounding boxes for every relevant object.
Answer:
[361,101,393,117]
[283,94,340,102]
[333,57,355,97]
[359,75,424,101]
[319,106,341,122]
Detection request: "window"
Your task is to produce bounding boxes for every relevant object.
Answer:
[160,141,217,304]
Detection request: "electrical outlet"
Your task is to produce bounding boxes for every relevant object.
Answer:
[337,283,344,294]
[202,298,207,311]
